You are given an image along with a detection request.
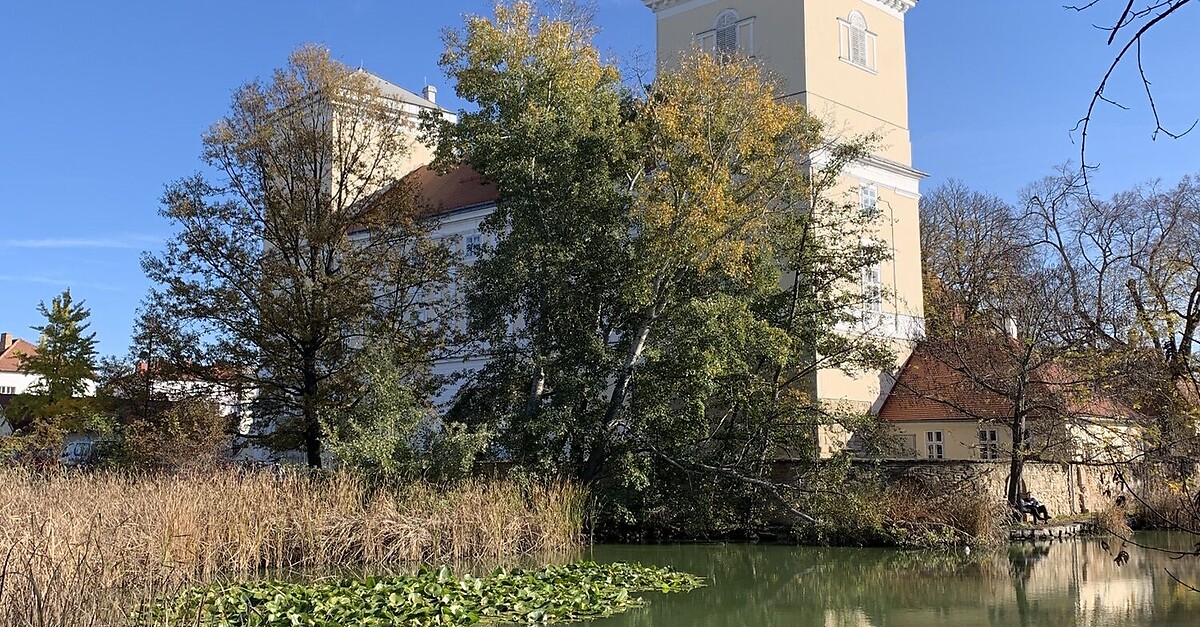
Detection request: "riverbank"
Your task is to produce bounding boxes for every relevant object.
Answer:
[1008,520,1099,542]
[0,469,586,626]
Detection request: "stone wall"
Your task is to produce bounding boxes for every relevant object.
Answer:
[852,460,1130,517]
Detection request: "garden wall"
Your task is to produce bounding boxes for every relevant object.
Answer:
[854,460,1129,517]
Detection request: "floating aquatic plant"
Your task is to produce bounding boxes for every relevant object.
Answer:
[140,561,704,626]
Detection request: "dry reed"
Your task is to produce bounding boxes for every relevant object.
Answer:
[883,480,1007,548]
[0,468,587,626]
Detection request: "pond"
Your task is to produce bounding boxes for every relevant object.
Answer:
[586,532,1200,627]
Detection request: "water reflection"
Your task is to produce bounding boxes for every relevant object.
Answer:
[587,532,1200,627]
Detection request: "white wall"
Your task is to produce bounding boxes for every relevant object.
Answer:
[0,371,39,395]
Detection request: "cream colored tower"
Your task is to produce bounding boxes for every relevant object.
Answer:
[643,0,926,454]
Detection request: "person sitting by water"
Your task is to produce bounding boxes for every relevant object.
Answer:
[1018,493,1050,523]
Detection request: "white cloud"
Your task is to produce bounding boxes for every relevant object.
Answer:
[0,274,122,292]
[0,235,162,250]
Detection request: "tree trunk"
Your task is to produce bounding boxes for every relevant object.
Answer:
[520,365,546,424]
[602,315,655,427]
[305,423,323,468]
[302,350,323,469]
[1007,412,1027,506]
[583,314,656,484]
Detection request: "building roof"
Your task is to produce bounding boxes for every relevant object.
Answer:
[0,338,37,373]
[879,340,1138,423]
[354,69,449,113]
[879,344,1010,422]
[405,164,500,216]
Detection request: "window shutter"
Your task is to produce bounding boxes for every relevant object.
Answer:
[845,12,872,70]
[715,11,739,55]
[850,27,867,66]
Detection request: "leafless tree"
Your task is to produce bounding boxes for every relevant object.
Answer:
[920,180,1036,327]
[1026,168,1200,452]
[1067,1,1197,183]
[917,181,1143,505]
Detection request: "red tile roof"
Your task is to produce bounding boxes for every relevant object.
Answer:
[879,340,1138,422]
[0,339,37,373]
[879,345,1009,421]
[404,164,498,216]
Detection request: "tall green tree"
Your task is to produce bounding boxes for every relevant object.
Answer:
[5,290,101,452]
[144,45,454,468]
[430,2,890,530]
[428,1,640,481]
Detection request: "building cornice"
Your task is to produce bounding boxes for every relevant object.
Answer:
[866,0,918,16]
[642,0,683,12]
[863,154,928,182]
[644,0,918,14]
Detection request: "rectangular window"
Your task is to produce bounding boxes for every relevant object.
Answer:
[926,431,944,460]
[464,234,482,259]
[978,429,1000,460]
[859,184,878,215]
[862,262,882,315]
[0,386,14,395]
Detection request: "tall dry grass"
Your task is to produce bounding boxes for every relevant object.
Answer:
[883,480,1007,548]
[0,468,587,626]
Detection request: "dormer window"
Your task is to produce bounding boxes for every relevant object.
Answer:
[839,11,877,72]
[696,9,755,57]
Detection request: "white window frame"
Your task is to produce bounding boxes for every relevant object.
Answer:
[838,11,877,73]
[464,233,482,259]
[0,386,15,395]
[862,261,883,315]
[695,10,756,57]
[859,183,878,215]
[926,431,944,460]
[978,429,1000,460]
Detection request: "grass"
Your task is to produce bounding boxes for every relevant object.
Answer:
[0,468,587,626]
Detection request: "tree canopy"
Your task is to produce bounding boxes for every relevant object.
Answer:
[5,289,101,455]
[427,2,892,532]
[144,45,454,467]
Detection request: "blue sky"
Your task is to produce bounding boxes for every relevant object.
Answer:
[1,0,1196,356]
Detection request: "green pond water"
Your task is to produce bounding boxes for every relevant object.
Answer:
[584,532,1200,627]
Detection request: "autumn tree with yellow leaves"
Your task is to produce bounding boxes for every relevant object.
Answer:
[429,2,891,534]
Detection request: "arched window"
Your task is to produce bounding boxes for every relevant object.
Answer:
[715,10,740,56]
[839,10,876,71]
[848,11,868,66]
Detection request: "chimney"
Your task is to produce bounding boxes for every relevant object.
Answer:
[422,84,437,104]
[0,333,12,351]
